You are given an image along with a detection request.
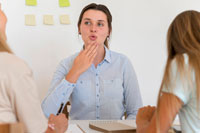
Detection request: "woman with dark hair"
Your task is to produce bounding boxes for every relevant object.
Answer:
[42,3,142,120]
[136,10,200,133]
[0,4,68,133]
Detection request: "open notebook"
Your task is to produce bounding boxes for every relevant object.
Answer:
[89,121,136,133]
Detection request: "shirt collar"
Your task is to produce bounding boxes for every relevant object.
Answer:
[104,46,111,63]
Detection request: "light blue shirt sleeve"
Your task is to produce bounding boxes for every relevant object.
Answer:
[41,58,76,118]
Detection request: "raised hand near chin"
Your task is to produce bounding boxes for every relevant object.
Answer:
[65,41,98,83]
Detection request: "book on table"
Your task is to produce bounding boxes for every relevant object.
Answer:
[89,120,136,133]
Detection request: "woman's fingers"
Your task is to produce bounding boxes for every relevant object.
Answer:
[88,44,98,58]
[83,43,92,54]
[137,106,156,121]
[89,50,97,62]
[80,41,98,64]
[85,42,98,57]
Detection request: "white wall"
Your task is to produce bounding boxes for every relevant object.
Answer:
[2,0,200,106]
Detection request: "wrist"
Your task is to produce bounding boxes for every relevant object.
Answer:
[65,68,81,83]
[45,127,54,133]
[137,121,150,133]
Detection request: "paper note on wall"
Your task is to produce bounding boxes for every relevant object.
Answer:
[43,15,54,25]
[60,15,70,24]
[59,0,70,7]
[26,0,37,6]
[25,15,36,26]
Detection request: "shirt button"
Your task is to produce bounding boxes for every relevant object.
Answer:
[97,94,99,97]
[96,84,99,86]
[96,74,98,76]
[97,105,99,108]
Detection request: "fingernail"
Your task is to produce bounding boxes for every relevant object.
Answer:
[48,124,55,130]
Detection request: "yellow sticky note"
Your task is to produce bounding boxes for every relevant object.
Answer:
[25,15,36,26]
[59,0,70,7]
[43,15,54,25]
[60,15,70,24]
[26,0,37,6]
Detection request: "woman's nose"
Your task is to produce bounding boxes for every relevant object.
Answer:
[90,25,97,32]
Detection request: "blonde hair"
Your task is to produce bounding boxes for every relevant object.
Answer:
[0,33,12,53]
[157,10,200,132]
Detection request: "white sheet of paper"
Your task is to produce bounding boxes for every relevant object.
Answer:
[65,124,83,133]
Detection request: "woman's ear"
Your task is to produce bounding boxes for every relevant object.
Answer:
[108,29,111,38]
[107,33,110,39]
[78,27,81,35]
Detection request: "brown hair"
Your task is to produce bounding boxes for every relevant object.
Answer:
[156,10,200,132]
[77,3,112,49]
[0,33,12,53]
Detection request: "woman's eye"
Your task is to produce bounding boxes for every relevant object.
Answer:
[98,23,104,27]
[84,21,91,25]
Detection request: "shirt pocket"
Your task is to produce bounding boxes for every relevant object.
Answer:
[72,80,92,101]
[103,78,123,100]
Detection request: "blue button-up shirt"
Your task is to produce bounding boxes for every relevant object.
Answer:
[42,47,143,120]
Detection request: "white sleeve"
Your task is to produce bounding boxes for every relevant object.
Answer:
[162,60,192,105]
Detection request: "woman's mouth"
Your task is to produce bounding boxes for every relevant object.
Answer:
[89,35,97,41]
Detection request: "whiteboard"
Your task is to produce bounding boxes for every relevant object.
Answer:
[2,0,200,106]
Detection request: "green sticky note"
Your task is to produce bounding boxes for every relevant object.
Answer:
[59,0,70,7]
[26,0,37,6]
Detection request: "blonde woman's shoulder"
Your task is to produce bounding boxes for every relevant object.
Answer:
[0,52,31,75]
